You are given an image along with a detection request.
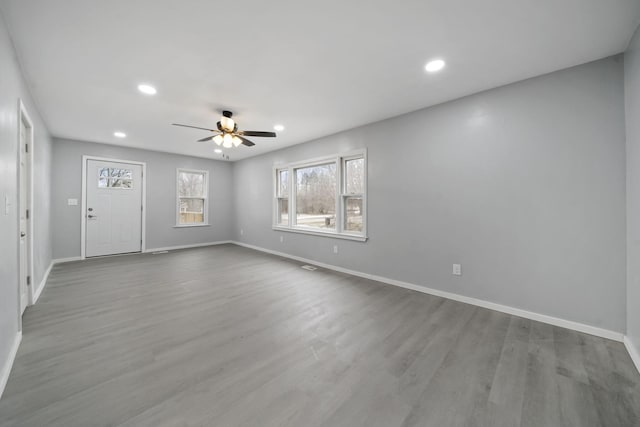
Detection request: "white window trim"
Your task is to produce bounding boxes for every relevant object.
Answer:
[176,168,210,227]
[274,169,289,228]
[272,149,367,241]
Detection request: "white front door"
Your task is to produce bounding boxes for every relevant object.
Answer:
[18,117,30,314]
[85,159,143,257]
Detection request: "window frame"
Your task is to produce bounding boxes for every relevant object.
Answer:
[175,168,210,227]
[341,155,365,235]
[273,150,367,241]
[275,168,289,227]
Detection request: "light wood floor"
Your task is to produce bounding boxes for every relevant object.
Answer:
[1,244,639,426]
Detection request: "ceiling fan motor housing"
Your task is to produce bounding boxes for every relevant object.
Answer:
[220,111,235,132]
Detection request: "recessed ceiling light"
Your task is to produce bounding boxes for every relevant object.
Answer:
[214,149,222,153]
[425,59,446,73]
[137,84,157,95]
[114,131,126,138]
[274,124,285,132]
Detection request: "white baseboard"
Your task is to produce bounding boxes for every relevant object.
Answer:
[53,256,82,264]
[232,241,624,342]
[624,336,640,374]
[32,261,53,304]
[144,240,232,253]
[31,257,82,304]
[0,331,22,400]
[51,242,232,263]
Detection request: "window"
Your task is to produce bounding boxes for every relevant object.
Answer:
[273,151,366,240]
[296,162,337,230]
[177,169,208,226]
[343,157,364,233]
[98,167,133,189]
[276,169,289,226]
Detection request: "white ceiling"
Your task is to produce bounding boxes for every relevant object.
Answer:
[1,0,639,161]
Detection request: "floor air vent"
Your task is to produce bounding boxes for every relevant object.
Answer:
[301,265,318,271]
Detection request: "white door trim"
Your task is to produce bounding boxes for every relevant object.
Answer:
[81,155,146,259]
[17,99,35,310]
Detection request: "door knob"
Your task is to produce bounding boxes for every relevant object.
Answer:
[20,232,26,237]
[88,215,97,219]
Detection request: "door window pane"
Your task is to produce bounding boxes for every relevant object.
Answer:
[111,168,132,179]
[295,163,336,229]
[111,178,133,188]
[98,168,134,189]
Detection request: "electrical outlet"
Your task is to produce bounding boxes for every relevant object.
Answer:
[280,235,284,243]
[240,229,244,236]
[333,245,338,254]
[67,198,78,206]
[452,264,462,276]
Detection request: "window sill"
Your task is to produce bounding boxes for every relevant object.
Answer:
[272,226,367,242]
[174,224,210,228]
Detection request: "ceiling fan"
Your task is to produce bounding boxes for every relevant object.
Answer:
[172,110,276,148]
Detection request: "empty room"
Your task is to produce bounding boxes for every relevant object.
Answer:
[1,0,640,425]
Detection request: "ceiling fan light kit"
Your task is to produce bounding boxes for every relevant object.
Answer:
[173,110,277,152]
[223,133,233,147]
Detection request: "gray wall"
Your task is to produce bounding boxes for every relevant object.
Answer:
[626,25,640,351]
[0,15,52,376]
[233,56,627,333]
[52,138,234,258]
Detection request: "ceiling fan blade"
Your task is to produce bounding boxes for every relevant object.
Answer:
[238,130,276,137]
[236,136,255,146]
[172,123,218,132]
[197,136,214,142]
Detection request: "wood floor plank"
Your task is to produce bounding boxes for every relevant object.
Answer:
[484,316,531,427]
[0,244,638,426]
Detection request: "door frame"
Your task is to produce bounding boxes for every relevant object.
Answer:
[17,99,34,312]
[81,155,147,259]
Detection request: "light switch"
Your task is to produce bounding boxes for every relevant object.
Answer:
[4,195,9,215]
[68,198,78,206]
[453,264,462,276]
